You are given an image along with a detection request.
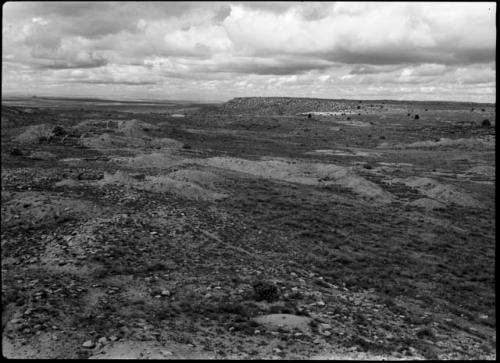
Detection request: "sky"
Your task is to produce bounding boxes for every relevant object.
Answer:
[2,1,496,103]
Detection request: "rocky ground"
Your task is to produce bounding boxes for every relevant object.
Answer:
[1,97,496,359]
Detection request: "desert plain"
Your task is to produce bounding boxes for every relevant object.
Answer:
[1,96,495,359]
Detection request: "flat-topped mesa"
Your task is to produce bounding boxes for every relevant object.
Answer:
[219,97,496,116]
[221,97,360,115]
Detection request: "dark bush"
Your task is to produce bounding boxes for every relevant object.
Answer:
[414,114,420,120]
[416,326,436,340]
[253,281,280,302]
[182,144,192,149]
[482,119,491,127]
[53,126,67,136]
[9,148,23,156]
[307,113,312,119]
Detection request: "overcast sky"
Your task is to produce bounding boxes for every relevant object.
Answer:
[2,1,496,102]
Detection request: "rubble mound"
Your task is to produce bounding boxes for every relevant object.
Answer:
[378,136,495,150]
[465,166,495,178]
[167,169,223,189]
[1,192,103,228]
[81,133,147,149]
[204,156,393,204]
[96,171,228,201]
[408,198,446,211]
[111,152,188,169]
[76,119,181,150]
[387,177,482,208]
[14,124,55,143]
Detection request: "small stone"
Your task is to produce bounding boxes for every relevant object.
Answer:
[22,328,31,334]
[313,338,322,345]
[290,272,297,277]
[160,350,173,356]
[322,330,332,337]
[316,301,326,307]
[109,335,118,342]
[161,290,170,297]
[98,337,108,345]
[254,330,261,334]
[10,319,21,324]
[319,323,332,330]
[82,340,95,348]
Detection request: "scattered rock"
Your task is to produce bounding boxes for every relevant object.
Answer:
[28,151,57,160]
[83,340,95,348]
[251,314,312,334]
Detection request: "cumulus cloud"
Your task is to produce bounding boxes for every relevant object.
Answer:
[2,1,496,102]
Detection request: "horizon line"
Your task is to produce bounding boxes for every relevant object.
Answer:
[1,93,496,106]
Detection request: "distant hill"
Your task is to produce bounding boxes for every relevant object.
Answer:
[219,97,495,115]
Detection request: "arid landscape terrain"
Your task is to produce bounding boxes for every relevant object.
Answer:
[1,96,495,359]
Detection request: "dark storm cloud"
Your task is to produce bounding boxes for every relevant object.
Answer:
[210,58,335,76]
[35,58,109,70]
[349,65,401,75]
[327,47,495,67]
[74,80,159,86]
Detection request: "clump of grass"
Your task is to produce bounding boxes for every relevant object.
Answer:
[416,326,436,340]
[145,261,168,272]
[217,302,248,316]
[253,281,280,302]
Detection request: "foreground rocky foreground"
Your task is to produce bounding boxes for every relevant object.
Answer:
[1,97,496,359]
